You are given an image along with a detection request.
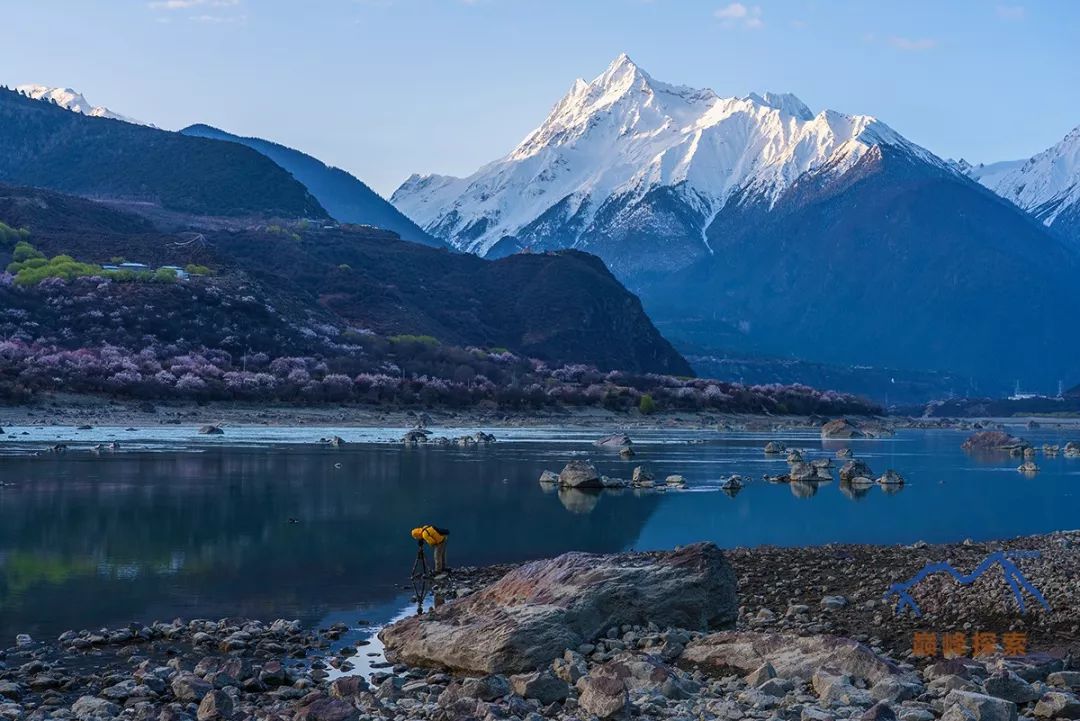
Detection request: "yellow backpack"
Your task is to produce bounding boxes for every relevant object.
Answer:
[410,525,446,546]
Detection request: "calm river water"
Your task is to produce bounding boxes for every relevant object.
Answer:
[1,423,1077,641]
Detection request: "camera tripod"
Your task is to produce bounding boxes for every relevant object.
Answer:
[410,543,432,612]
[410,543,432,581]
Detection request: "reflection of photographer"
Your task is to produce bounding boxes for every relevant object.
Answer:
[411,525,451,575]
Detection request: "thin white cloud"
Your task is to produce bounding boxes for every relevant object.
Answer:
[887,36,938,52]
[148,0,239,10]
[715,3,764,29]
[190,13,245,23]
[148,0,244,26]
[996,4,1025,20]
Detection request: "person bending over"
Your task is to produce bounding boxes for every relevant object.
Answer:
[411,524,451,574]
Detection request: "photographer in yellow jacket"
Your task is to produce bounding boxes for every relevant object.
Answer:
[411,524,451,574]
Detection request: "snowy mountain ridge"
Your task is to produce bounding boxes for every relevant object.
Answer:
[14,84,150,126]
[959,125,1080,241]
[392,53,947,259]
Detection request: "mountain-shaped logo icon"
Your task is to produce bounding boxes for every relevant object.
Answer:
[884,550,1051,617]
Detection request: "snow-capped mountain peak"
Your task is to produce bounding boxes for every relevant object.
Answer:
[964,124,1080,242]
[391,54,945,266]
[15,84,150,126]
[745,91,814,121]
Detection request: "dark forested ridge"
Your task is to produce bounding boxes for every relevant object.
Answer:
[0,88,327,219]
[0,184,691,378]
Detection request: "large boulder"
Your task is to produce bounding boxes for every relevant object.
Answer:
[821,419,864,439]
[380,543,738,674]
[681,631,909,685]
[961,431,1026,453]
[557,460,602,489]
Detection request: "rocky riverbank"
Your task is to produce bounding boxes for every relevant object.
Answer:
[2,532,1078,721]
[7,392,1080,434]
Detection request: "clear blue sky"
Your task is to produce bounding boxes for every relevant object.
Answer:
[6,0,1079,196]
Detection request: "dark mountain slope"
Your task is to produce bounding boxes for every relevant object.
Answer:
[0,88,326,219]
[211,230,692,375]
[643,146,1080,385]
[181,124,440,247]
[0,184,689,376]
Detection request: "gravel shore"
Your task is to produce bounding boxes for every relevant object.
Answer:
[2,532,1077,721]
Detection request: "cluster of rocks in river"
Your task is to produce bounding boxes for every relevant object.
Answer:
[6,532,1077,721]
[400,429,497,447]
[538,460,686,492]
[959,432,1080,474]
[761,442,905,492]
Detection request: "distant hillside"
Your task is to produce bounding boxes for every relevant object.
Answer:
[212,232,691,375]
[0,88,326,219]
[182,124,440,247]
[644,146,1080,386]
[0,183,688,376]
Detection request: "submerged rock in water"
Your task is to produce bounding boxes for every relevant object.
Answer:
[764,441,786,454]
[721,475,743,491]
[558,460,602,488]
[198,425,224,435]
[538,470,559,485]
[379,543,738,673]
[821,418,864,439]
[961,431,1026,453]
[789,461,832,482]
[876,469,905,486]
[841,459,874,482]
[1017,461,1039,474]
[631,466,654,487]
[402,428,435,445]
